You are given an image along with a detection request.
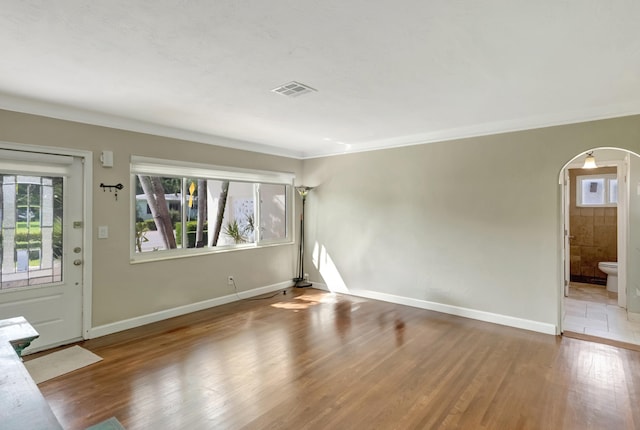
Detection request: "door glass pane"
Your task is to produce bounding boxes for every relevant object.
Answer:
[259,184,287,241]
[1,174,63,289]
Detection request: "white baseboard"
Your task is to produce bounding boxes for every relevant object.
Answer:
[87,281,291,339]
[312,283,557,335]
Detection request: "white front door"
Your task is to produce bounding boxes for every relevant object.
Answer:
[0,150,84,352]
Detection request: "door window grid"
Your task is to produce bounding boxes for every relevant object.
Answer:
[0,174,63,289]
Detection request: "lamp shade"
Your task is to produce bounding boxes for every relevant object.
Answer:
[583,153,597,169]
[296,186,313,197]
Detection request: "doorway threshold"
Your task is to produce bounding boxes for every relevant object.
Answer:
[563,330,640,352]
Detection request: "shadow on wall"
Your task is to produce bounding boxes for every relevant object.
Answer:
[312,241,350,294]
[310,241,464,309]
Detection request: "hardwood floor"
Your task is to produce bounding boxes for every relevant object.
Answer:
[28,288,640,429]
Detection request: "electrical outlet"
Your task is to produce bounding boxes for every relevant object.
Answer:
[227,275,234,286]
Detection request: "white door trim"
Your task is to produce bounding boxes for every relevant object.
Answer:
[0,140,93,339]
[562,154,628,311]
[618,157,628,308]
[563,170,570,298]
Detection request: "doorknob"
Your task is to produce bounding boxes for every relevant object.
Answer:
[73,259,82,266]
[568,235,576,239]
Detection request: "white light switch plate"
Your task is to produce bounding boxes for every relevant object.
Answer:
[98,225,109,239]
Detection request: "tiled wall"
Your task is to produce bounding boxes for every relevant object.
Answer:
[569,167,617,284]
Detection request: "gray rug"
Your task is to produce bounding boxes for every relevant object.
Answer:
[85,416,125,430]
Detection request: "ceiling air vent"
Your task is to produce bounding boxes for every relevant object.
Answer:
[271,81,317,98]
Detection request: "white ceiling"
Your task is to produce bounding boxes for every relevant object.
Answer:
[1,1,639,159]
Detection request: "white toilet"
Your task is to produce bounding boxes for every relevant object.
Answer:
[598,262,618,292]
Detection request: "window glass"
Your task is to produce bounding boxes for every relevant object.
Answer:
[576,174,617,207]
[182,178,208,249]
[609,179,618,204]
[131,157,293,259]
[135,175,181,252]
[208,180,255,247]
[259,184,287,241]
[581,178,605,205]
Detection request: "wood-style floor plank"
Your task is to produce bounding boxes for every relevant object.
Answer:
[27,288,640,430]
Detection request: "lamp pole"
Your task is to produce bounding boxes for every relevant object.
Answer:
[294,186,312,288]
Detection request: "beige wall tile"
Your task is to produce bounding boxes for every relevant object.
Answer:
[580,207,594,216]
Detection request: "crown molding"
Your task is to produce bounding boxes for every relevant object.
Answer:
[0,93,304,159]
[301,102,640,159]
[3,92,639,161]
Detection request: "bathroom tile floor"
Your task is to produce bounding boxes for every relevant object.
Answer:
[563,282,640,346]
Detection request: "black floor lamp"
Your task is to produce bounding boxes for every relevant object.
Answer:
[293,186,313,288]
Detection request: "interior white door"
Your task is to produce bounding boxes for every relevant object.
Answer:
[0,151,84,352]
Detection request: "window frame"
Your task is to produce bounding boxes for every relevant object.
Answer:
[130,156,294,263]
[576,174,618,208]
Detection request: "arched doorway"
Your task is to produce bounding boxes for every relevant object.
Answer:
[559,147,640,346]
